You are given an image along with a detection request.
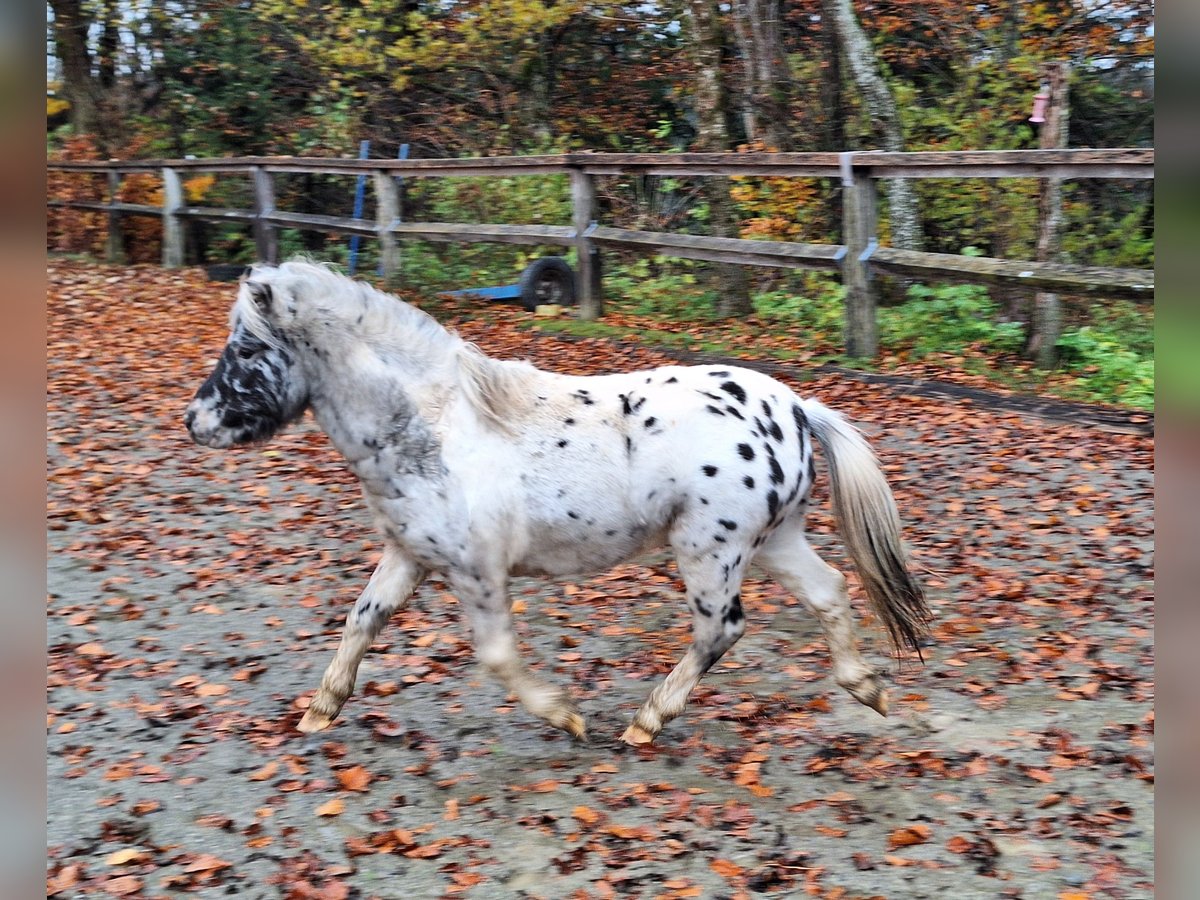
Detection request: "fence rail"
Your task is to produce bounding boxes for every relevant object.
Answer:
[47,149,1154,357]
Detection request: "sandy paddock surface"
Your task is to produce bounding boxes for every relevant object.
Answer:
[48,261,1153,899]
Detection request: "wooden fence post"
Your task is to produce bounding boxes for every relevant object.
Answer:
[571,169,602,319]
[840,153,879,358]
[106,170,125,264]
[161,167,185,268]
[251,166,278,264]
[374,170,400,285]
[1029,61,1070,369]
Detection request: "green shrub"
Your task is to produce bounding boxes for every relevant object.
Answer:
[1056,326,1155,409]
[879,282,1026,357]
[753,280,844,337]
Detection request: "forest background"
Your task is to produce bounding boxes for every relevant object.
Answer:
[45,0,1155,408]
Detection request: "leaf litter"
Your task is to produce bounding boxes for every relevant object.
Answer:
[48,260,1152,898]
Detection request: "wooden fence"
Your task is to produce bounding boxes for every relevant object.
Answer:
[47,149,1154,357]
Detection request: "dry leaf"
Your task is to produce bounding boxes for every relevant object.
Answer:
[887,824,932,849]
[102,875,143,895]
[248,760,278,782]
[710,859,744,878]
[573,805,601,825]
[104,848,146,866]
[336,765,372,792]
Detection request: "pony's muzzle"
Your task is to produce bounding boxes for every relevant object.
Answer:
[185,398,232,448]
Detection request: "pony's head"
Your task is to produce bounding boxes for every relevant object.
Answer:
[185,276,310,448]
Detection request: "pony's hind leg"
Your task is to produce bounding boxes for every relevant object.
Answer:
[621,548,750,745]
[755,516,888,715]
[298,547,425,733]
[453,572,586,740]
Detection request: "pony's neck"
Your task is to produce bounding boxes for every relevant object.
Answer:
[292,287,460,463]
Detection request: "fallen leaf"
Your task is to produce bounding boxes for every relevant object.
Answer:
[248,761,278,782]
[573,805,601,825]
[336,765,372,792]
[887,824,932,850]
[710,859,744,878]
[316,798,345,817]
[103,875,142,895]
[183,854,232,874]
[104,849,146,866]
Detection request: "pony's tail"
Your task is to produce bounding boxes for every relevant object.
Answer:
[802,399,932,661]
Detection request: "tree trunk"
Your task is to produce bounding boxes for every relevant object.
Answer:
[820,0,847,239]
[50,0,104,147]
[731,0,793,151]
[688,0,753,318]
[819,0,845,152]
[1027,61,1070,368]
[827,0,920,250]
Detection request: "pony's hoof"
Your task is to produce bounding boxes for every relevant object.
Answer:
[557,709,588,740]
[841,672,889,717]
[297,707,337,733]
[619,723,656,746]
[869,689,889,717]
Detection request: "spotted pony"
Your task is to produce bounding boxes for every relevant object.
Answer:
[186,260,931,745]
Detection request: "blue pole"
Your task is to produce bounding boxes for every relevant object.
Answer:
[348,139,369,275]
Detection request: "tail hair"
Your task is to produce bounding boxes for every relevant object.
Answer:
[803,399,932,660]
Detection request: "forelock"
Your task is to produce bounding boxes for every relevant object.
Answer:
[231,278,284,348]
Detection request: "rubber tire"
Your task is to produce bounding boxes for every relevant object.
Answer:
[518,257,576,312]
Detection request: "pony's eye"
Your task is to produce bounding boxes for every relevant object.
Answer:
[235,346,259,362]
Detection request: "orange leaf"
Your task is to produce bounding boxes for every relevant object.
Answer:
[248,761,278,782]
[184,854,232,874]
[196,683,229,697]
[104,849,146,866]
[103,875,143,895]
[47,864,81,896]
[946,836,973,854]
[710,859,744,878]
[527,779,560,793]
[316,798,345,817]
[336,765,371,792]
[573,805,601,825]
[887,824,932,849]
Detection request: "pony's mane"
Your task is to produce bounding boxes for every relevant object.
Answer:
[237,258,538,430]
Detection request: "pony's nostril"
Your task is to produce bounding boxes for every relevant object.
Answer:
[184,408,196,429]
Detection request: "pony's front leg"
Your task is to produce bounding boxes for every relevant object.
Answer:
[298,548,425,733]
[454,573,586,740]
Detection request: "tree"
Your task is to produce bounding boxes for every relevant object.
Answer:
[826,0,921,250]
[731,0,794,152]
[48,0,106,149]
[688,0,753,317]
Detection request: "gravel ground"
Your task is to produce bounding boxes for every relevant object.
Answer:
[47,262,1154,899]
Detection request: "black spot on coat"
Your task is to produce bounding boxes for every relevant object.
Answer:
[720,381,747,404]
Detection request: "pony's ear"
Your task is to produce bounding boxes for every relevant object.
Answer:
[244,280,274,316]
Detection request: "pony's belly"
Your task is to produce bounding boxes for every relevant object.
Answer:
[511,524,667,578]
